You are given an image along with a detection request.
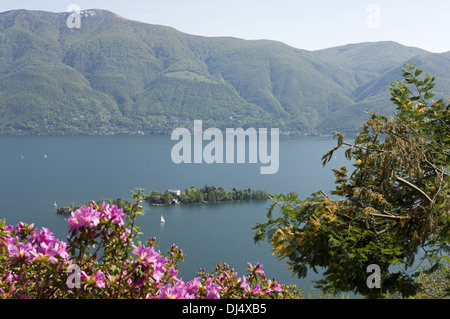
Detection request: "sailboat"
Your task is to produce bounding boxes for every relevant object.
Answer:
[160,215,165,224]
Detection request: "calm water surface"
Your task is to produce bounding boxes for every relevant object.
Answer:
[0,135,349,294]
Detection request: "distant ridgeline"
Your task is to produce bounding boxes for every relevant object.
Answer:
[145,185,269,205]
[55,185,269,214]
[4,9,450,136]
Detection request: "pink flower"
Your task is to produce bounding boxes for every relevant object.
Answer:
[238,275,251,292]
[168,266,179,281]
[23,227,70,262]
[120,227,131,241]
[3,225,14,234]
[37,241,59,262]
[186,277,202,294]
[269,280,282,292]
[247,262,264,275]
[157,280,194,299]
[34,240,68,262]
[29,227,55,245]
[132,244,159,264]
[80,270,88,280]
[205,278,221,299]
[7,240,36,262]
[5,270,17,284]
[106,204,125,225]
[56,240,69,259]
[151,259,166,283]
[134,278,144,288]
[67,217,80,232]
[16,222,34,235]
[251,284,261,294]
[94,270,106,289]
[67,205,101,231]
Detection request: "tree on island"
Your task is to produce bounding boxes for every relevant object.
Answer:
[145,185,269,205]
[254,65,449,298]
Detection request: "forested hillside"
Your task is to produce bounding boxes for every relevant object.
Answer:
[1,9,449,135]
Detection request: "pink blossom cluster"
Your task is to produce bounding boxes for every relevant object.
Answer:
[67,202,125,232]
[151,262,281,299]
[4,222,69,263]
[0,200,302,299]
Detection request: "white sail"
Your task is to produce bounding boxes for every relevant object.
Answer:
[161,215,165,223]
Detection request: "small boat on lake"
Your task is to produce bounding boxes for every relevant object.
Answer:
[161,215,165,224]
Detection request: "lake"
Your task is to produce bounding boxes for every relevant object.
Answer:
[0,134,349,295]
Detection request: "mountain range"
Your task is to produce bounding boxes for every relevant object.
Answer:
[1,9,449,136]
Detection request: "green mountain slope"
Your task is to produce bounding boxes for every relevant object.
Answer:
[317,50,450,134]
[0,9,449,136]
[310,41,429,91]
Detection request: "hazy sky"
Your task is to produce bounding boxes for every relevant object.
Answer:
[3,0,450,53]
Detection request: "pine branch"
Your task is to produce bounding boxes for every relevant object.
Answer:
[368,212,409,220]
[394,175,433,204]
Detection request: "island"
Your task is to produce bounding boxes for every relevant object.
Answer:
[55,185,269,215]
[144,185,269,205]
